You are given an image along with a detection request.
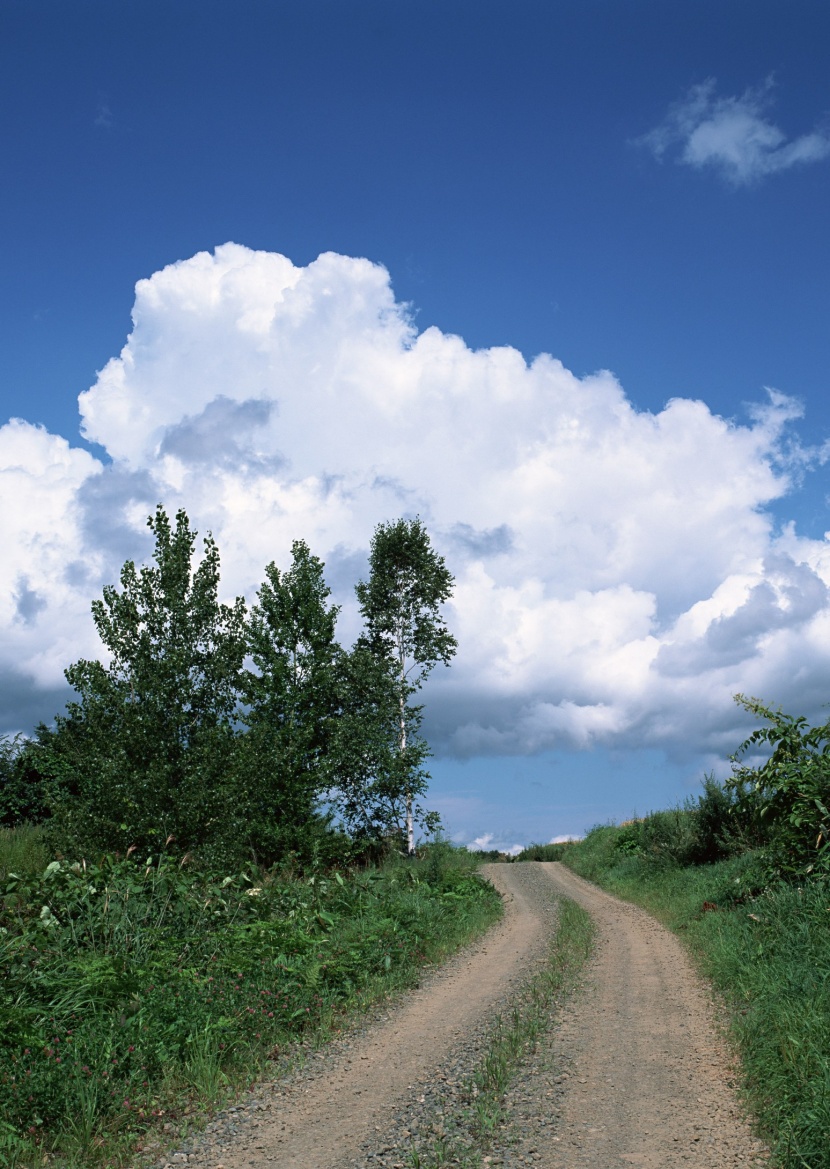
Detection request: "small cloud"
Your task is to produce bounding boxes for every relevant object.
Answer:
[94,98,114,129]
[549,834,582,844]
[468,833,524,855]
[158,395,281,471]
[13,576,46,626]
[638,78,830,186]
[449,522,514,559]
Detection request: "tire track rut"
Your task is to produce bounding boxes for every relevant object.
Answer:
[528,863,768,1168]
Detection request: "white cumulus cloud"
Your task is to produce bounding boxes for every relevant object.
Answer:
[467,835,524,855]
[639,78,830,186]
[2,243,830,770]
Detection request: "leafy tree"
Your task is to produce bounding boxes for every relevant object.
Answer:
[48,506,248,859]
[355,517,457,852]
[240,540,343,863]
[328,644,426,850]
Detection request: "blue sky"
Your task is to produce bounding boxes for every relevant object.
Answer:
[2,1,830,848]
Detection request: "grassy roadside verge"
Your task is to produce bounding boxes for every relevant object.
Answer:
[407,894,595,1169]
[1,828,502,1169]
[557,828,830,1169]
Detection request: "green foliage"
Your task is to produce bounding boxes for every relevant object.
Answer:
[513,842,568,862]
[562,823,762,911]
[619,808,701,867]
[0,843,499,1164]
[568,776,751,876]
[0,733,60,830]
[46,507,248,861]
[356,517,457,679]
[569,688,830,882]
[355,517,457,851]
[330,645,428,847]
[729,694,830,877]
[716,879,830,1166]
[562,828,830,1168]
[26,507,454,867]
[239,541,342,863]
[692,772,747,863]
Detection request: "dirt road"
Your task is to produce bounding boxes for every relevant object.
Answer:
[531,863,768,1168]
[174,863,768,1169]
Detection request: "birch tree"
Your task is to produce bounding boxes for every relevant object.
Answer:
[355,518,457,853]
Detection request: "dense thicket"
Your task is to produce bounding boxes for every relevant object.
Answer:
[0,507,456,867]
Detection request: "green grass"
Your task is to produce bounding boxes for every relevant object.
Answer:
[0,841,501,1169]
[407,894,595,1169]
[562,826,830,1169]
[0,823,49,880]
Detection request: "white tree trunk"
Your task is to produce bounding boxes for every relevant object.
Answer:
[400,687,414,853]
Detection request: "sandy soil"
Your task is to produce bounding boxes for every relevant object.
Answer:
[167,862,769,1169]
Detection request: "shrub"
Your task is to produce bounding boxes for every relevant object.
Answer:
[729,695,830,878]
[596,774,764,872]
[514,842,567,862]
[690,773,747,863]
